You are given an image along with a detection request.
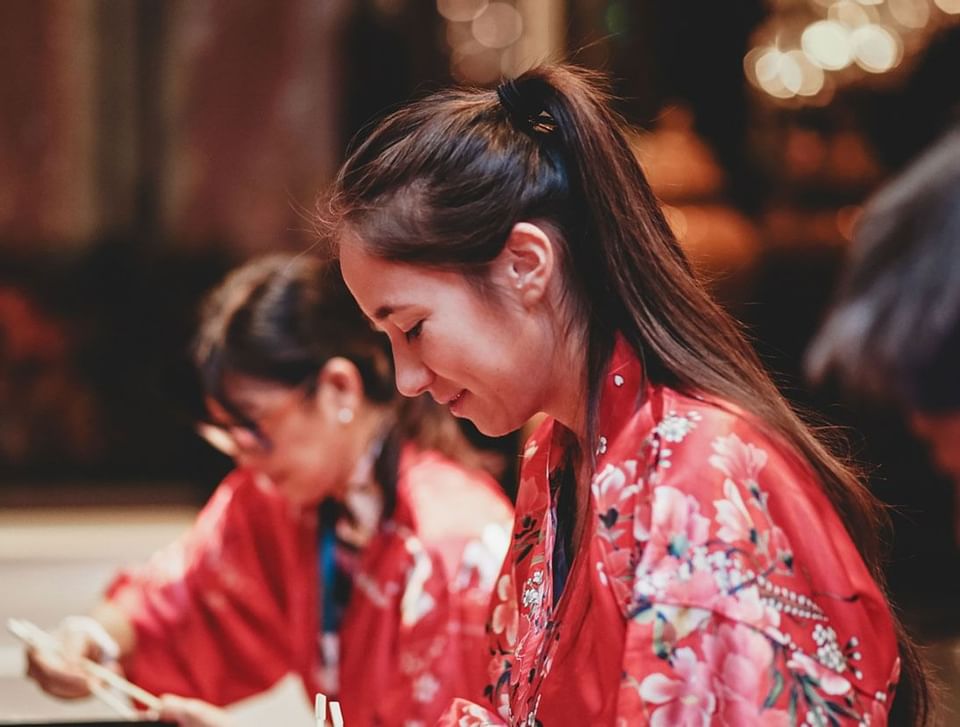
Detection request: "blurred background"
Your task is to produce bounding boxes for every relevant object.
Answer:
[2,0,959,720]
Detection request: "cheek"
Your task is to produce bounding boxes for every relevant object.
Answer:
[272,417,329,471]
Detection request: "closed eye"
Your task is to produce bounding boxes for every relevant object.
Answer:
[404,320,424,342]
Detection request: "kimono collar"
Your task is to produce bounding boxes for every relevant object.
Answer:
[591,334,649,459]
[531,334,650,483]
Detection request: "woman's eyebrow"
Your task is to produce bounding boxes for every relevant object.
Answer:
[373,303,409,321]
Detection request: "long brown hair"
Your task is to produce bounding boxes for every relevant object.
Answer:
[323,64,929,723]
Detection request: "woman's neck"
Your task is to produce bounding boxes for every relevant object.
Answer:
[543,323,589,448]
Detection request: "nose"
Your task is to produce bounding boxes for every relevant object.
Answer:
[393,346,433,398]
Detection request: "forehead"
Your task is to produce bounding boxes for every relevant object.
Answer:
[339,243,466,318]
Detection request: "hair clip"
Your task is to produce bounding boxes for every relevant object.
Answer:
[495,78,556,136]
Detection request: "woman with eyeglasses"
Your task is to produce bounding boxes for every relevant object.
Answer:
[24,254,514,726]
[327,65,931,725]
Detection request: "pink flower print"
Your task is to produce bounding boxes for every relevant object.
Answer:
[771,525,794,568]
[709,433,768,490]
[639,647,717,727]
[713,478,756,544]
[716,583,782,632]
[786,650,852,696]
[702,622,776,724]
[639,556,718,607]
[457,702,501,727]
[592,462,640,534]
[491,574,518,646]
[412,673,440,703]
[633,489,653,543]
[650,486,711,560]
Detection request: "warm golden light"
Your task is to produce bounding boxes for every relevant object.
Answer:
[662,205,688,241]
[787,50,826,96]
[748,47,827,100]
[753,48,796,99]
[934,0,960,13]
[829,0,873,28]
[802,20,854,69]
[445,19,473,48]
[851,24,902,72]
[451,40,502,83]
[888,0,930,29]
[471,2,524,49]
[437,0,488,22]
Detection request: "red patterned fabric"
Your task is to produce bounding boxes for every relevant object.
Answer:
[442,338,899,726]
[106,447,513,725]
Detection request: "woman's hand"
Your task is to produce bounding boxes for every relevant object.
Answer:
[24,616,120,699]
[159,694,232,727]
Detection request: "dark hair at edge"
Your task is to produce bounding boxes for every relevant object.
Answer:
[323,64,931,723]
[192,254,402,515]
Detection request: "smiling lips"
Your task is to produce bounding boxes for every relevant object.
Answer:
[439,389,467,412]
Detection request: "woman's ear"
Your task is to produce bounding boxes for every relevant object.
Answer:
[492,221,557,309]
[316,357,365,425]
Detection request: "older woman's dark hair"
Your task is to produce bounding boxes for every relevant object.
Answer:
[323,63,931,723]
[807,124,960,414]
[193,254,482,511]
[193,254,394,415]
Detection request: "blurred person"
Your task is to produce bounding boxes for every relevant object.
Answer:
[807,123,960,485]
[804,126,960,720]
[24,255,513,726]
[328,64,931,725]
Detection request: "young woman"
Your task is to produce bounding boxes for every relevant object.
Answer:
[25,255,513,726]
[327,65,931,725]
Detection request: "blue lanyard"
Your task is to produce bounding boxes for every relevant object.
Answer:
[319,525,342,634]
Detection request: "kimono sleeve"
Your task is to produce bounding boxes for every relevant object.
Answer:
[373,537,475,726]
[435,698,504,726]
[609,407,893,726]
[105,470,307,705]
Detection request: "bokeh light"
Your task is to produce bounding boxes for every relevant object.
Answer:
[437,0,488,22]
[471,2,523,49]
[802,20,854,70]
[934,0,960,13]
[851,24,903,72]
[787,49,826,96]
[752,48,795,99]
[451,39,502,83]
[888,0,930,29]
[829,1,873,28]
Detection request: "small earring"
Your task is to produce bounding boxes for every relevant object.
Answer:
[337,408,354,425]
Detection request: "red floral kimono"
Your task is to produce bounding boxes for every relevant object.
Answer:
[442,339,900,726]
[106,446,513,725]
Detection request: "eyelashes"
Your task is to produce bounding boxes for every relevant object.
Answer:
[404,320,424,342]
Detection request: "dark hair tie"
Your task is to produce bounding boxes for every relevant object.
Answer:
[496,78,556,135]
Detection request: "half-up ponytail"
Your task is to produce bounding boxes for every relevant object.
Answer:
[325,64,930,724]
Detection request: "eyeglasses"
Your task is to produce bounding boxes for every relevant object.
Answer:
[196,377,315,457]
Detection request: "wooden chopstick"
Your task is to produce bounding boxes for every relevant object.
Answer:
[7,617,162,712]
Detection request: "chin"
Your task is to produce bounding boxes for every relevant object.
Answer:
[469,412,525,438]
[275,482,324,507]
